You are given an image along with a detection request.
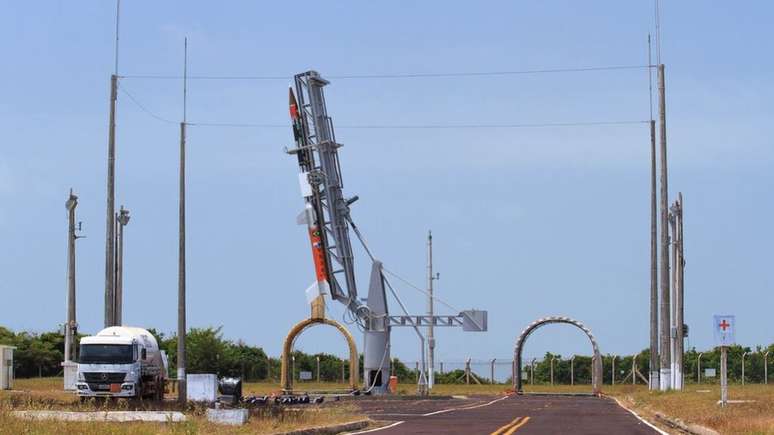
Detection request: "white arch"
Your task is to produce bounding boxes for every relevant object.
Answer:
[513,316,603,395]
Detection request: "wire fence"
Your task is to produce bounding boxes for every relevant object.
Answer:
[402,349,774,386]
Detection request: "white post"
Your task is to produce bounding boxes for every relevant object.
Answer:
[550,356,555,386]
[742,352,749,386]
[490,359,496,384]
[612,355,617,386]
[765,352,769,385]
[720,347,728,406]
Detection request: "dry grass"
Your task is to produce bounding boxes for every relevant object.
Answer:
[613,384,774,435]
[10,378,771,433]
[0,378,364,435]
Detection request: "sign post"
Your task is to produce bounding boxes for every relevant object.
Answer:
[713,315,735,407]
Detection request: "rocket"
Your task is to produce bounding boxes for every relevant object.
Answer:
[290,86,331,303]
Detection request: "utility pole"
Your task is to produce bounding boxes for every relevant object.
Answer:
[668,208,677,388]
[426,230,438,390]
[670,195,685,390]
[177,38,188,404]
[104,74,118,328]
[115,206,130,326]
[64,191,79,361]
[63,190,80,391]
[657,63,671,391]
[104,0,121,329]
[648,35,659,390]
[647,34,660,391]
[676,193,685,390]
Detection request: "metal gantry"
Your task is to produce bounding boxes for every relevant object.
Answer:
[286,71,486,394]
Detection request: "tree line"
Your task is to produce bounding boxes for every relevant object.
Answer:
[2,326,771,384]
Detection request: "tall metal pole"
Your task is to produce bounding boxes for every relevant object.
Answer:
[668,209,677,388]
[426,230,435,390]
[676,193,685,389]
[104,74,118,328]
[115,206,130,326]
[177,38,188,404]
[65,190,78,362]
[648,35,660,391]
[657,63,671,391]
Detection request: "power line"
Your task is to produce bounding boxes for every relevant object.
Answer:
[118,83,177,124]
[118,64,651,81]
[383,268,460,313]
[190,120,648,129]
[120,83,648,130]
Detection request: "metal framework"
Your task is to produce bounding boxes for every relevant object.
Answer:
[287,71,486,394]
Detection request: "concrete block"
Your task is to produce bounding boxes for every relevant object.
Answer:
[187,374,218,402]
[206,408,248,426]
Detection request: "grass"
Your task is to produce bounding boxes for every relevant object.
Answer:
[7,378,773,434]
[1,378,365,435]
[613,384,774,435]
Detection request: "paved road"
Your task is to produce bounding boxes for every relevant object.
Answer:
[349,394,664,434]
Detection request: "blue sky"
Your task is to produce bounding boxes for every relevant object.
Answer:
[1,1,772,365]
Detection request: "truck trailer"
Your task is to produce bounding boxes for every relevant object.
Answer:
[76,326,167,400]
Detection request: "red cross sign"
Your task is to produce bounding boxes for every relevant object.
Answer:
[713,315,735,346]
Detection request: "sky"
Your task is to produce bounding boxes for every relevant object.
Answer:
[1,1,772,366]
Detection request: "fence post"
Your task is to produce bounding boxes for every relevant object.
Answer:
[742,352,748,386]
[697,352,703,384]
[765,351,769,385]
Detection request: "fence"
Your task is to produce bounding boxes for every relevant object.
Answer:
[402,349,773,386]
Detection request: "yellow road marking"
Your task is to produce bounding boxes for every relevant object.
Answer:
[503,416,531,435]
[490,416,525,435]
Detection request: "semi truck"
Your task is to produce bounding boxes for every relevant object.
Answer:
[75,326,167,400]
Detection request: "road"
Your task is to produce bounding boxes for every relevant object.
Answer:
[348,394,665,434]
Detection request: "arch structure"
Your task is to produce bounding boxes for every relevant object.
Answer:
[280,317,359,393]
[513,316,603,395]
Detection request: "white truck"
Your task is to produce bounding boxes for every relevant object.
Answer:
[76,326,168,400]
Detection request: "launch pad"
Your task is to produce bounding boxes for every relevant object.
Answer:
[279,71,487,395]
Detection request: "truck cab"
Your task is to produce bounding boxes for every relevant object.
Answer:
[75,327,167,400]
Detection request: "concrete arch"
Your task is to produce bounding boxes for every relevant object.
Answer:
[513,316,603,395]
[280,317,359,393]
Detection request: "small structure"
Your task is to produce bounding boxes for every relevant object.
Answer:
[187,374,218,402]
[0,345,16,389]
